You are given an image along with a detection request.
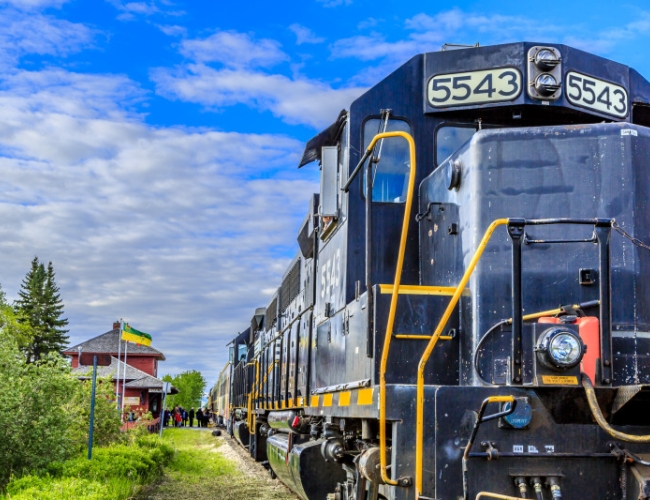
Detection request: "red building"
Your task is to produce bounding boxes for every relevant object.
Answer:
[64,321,176,418]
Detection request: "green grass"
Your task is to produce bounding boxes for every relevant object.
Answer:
[138,429,296,500]
[2,429,296,500]
[164,430,235,483]
[3,476,138,500]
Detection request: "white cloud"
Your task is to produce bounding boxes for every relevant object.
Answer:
[0,8,94,67]
[317,0,352,7]
[151,30,365,128]
[151,63,363,128]
[157,24,186,37]
[330,10,545,65]
[0,0,68,9]
[0,67,320,383]
[106,0,184,21]
[562,12,650,54]
[289,24,325,45]
[357,17,380,30]
[330,33,421,63]
[331,8,650,78]
[179,31,288,68]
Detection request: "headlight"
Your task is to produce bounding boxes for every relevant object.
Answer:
[535,327,585,370]
[534,49,561,71]
[534,74,561,97]
[527,46,562,101]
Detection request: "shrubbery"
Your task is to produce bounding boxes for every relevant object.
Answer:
[0,276,174,499]
[4,437,175,500]
[0,306,123,489]
[0,307,78,487]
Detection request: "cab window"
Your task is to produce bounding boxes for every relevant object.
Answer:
[435,125,476,167]
[363,119,411,203]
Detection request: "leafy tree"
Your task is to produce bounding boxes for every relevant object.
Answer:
[0,305,124,489]
[162,370,206,410]
[0,313,77,487]
[15,257,69,362]
[64,372,123,452]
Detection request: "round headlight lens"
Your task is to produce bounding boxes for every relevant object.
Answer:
[534,49,560,71]
[535,327,585,370]
[549,333,581,366]
[534,73,560,96]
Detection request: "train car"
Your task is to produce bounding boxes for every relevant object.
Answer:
[209,362,231,427]
[224,41,650,500]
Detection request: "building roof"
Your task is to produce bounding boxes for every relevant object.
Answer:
[71,356,177,394]
[126,374,178,394]
[72,355,147,380]
[64,328,165,360]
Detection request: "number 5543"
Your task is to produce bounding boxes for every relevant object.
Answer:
[566,71,628,118]
[427,68,522,107]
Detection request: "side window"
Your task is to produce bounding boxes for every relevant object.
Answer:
[363,119,411,203]
[320,122,348,238]
[338,122,349,191]
[435,125,476,167]
[238,344,247,364]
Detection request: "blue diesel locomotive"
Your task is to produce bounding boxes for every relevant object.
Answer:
[213,41,650,500]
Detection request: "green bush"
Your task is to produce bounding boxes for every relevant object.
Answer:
[0,307,122,489]
[135,434,175,464]
[61,445,158,481]
[4,437,175,499]
[64,372,123,453]
[0,323,79,486]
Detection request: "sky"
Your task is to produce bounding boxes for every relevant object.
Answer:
[0,0,649,386]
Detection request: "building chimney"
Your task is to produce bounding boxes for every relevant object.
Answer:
[113,321,121,330]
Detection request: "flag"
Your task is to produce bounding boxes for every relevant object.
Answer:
[121,323,152,346]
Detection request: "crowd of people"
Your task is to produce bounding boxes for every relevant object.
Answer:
[162,406,215,428]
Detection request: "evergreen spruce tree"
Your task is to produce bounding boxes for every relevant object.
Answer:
[15,257,69,362]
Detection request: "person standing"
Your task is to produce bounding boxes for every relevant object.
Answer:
[196,407,204,427]
[189,407,195,427]
[182,407,188,427]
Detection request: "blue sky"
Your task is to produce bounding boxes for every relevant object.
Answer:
[0,0,649,385]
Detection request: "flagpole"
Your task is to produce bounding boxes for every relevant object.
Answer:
[115,319,122,406]
[121,335,129,419]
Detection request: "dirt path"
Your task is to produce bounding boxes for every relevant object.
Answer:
[139,428,298,500]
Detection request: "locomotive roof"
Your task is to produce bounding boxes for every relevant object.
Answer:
[300,41,650,168]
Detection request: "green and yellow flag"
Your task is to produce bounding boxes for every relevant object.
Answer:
[121,323,152,346]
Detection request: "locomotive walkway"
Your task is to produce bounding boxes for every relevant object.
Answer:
[138,428,296,500]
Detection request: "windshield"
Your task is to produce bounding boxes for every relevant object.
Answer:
[363,118,411,203]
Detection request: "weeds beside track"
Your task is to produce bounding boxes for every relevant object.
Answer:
[139,428,297,500]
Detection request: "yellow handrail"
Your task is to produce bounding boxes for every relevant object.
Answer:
[394,334,454,340]
[370,130,417,487]
[246,360,260,430]
[415,218,509,498]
